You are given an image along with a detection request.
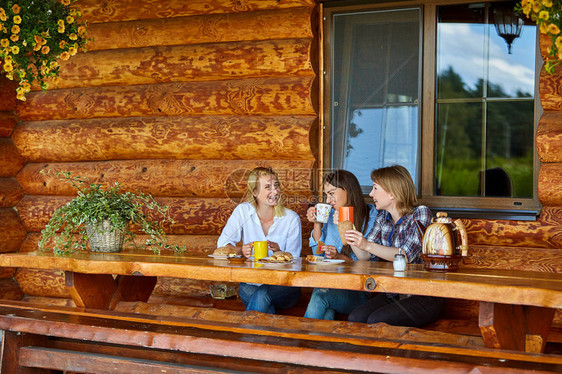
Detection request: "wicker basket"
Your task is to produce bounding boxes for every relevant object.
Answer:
[85,220,125,253]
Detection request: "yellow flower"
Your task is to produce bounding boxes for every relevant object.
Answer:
[41,45,50,54]
[60,51,70,60]
[542,0,553,7]
[16,91,26,101]
[540,22,548,34]
[556,36,562,49]
[68,46,77,56]
[4,55,11,62]
[5,72,13,80]
[50,61,58,68]
[59,40,66,48]
[9,34,18,42]
[57,19,64,27]
[78,26,86,35]
[547,23,561,35]
[11,25,20,34]
[539,11,549,20]
[52,76,60,84]
[66,16,74,24]
[62,0,71,5]
[3,62,13,72]
[0,38,8,47]
[11,45,18,54]
[33,42,41,51]
[532,1,542,13]
[34,35,43,44]
[13,15,21,24]
[69,33,77,41]
[58,26,65,34]
[11,4,21,14]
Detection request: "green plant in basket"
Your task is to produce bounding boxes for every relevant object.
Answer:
[38,170,185,255]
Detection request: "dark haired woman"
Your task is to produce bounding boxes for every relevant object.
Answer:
[304,170,377,320]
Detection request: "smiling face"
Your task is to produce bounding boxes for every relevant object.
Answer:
[369,182,394,212]
[254,174,281,207]
[324,182,348,209]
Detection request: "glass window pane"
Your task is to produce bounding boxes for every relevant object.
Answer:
[435,102,482,196]
[331,8,421,190]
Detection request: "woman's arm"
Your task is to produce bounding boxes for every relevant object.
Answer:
[217,205,243,248]
[345,230,398,262]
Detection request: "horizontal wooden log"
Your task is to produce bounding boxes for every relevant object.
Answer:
[87,8,314,51]
[153,277,219,298]
[0,208,27,253]
[462,245,562,273]
[0,177,24,208]
[0,112,17,137]
[0,77,17,111]
[538,163,562,206]
[77,0,316,23]
[13,115,316,162]
[16,76,317,121]
[0,278,23,300]
[17,195,310,235]
[464,206,562,249]
[0,138,25,177]
[21,233,220,254]
[539,69,562,111]
[52,38,314,90]
[15,268,69,298]
[0,267,15,279]
[537,111,562,163]
[18,160,314,198]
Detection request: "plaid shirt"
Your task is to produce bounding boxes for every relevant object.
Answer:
[365,205,432,263]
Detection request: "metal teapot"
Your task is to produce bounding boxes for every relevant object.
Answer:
[415,212,468,256]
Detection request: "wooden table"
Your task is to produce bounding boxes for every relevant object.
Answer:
[1,249,560,353]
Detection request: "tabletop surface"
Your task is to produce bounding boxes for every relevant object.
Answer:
[1,250,560,308]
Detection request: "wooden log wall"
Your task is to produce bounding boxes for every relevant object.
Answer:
[7,0,318,299]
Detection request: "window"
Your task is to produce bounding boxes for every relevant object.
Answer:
[323,0,540,219]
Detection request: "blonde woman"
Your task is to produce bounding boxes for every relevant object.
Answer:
[217,167,302,313]
[344,165,445,327]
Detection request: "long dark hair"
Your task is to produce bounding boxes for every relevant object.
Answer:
[324,170,370,234]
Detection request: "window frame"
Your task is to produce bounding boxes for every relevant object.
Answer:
[321,0,542,220]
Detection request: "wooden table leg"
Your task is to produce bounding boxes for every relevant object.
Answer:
[65,272,157,310]
[478,301,555,353]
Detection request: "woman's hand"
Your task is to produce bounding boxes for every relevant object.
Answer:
[242,243,253,258]
[344,229,369,251]
[321,245,339,259]
[332,210,339,225]
[268,241,280,252]
[306,206,318,223]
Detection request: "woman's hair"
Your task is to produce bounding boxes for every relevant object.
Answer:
[324,170,370,234]
[370,165,417,217]
[243,167,286,217]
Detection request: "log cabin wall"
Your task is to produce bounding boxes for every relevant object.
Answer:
[3,0,318,301]
[0,0,560,324]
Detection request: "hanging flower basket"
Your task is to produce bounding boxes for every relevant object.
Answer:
[518,0,562,74]
[0,0,89,101]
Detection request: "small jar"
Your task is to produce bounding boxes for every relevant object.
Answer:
[393,251,407,272]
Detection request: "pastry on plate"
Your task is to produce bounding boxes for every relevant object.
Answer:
[213,246,239,257]
[306,255,324,262]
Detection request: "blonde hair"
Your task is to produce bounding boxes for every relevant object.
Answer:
[243,167,286,217]
[371,165,417,217]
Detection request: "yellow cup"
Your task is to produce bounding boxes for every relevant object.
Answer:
[253,241,268,262]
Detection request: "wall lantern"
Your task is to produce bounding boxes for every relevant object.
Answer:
[493,3,524,54]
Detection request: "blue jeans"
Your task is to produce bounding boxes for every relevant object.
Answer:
[304,288,371,320]
[348,294,446,327]
[238,283,301,314]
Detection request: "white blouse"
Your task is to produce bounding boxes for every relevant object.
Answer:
[217,202,302,258]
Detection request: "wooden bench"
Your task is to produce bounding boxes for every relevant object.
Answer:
[1,299,561,373]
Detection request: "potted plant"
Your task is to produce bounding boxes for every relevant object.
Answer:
[38,170,184,255]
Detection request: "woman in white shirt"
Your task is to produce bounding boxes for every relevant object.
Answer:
[217,167,302,313]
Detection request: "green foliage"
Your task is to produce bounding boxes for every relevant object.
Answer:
[0,0,89,100]
[38,170,185,255]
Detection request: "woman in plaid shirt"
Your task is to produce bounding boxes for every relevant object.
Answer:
[344,165,446,327]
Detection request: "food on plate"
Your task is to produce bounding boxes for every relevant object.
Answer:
[259,251,294,263]
[316,241,325,254]
[337,220,355,245]
[213,246,239,257]
[306,255,324,262]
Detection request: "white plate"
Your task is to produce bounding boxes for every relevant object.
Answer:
[307,259,345,265]
[208,254,228,259]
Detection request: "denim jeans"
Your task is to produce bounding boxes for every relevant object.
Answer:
[238,283,301,314]
[348,294,446,327]
[304,288,371,320]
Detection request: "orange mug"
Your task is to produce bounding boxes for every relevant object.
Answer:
[339,206,353,222]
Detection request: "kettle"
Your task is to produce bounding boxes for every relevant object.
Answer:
[415,212,468,256]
